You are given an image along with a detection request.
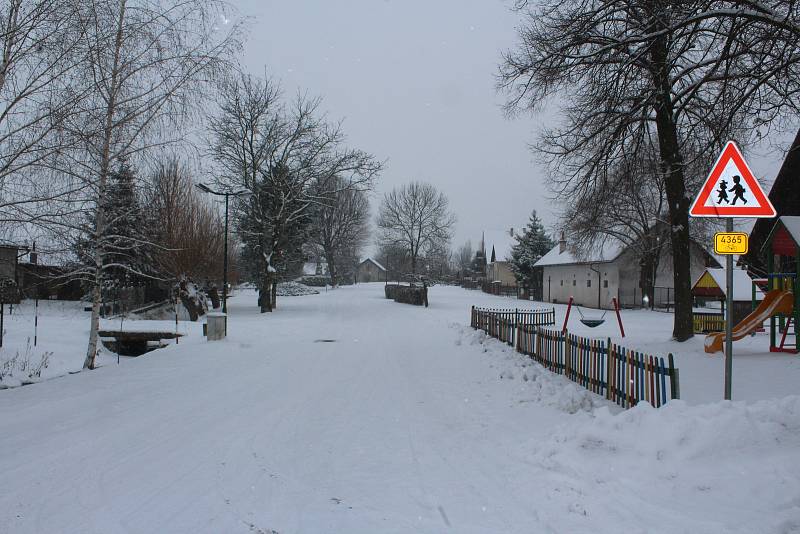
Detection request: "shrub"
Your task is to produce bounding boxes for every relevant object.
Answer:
[0,340,52,386]
[393,285,427,306]
[298,275,331,287]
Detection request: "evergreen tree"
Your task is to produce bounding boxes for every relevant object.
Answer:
[510,211,554,287]
[75,163,153,289]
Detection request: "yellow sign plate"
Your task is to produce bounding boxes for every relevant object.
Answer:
[714,232,749,255]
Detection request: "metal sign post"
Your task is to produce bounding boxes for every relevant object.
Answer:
[724,218,734,400]
[689,141,776,401]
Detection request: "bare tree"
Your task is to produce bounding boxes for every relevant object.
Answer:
[500,0,800,340]
[456,240,473,277]
[376,182,456,275]
[145,158,232,284]
[564,140,718,306]
[70,0,241,369]
[310,175,370,286]
[209,72,381,312]
[376,241,411,281]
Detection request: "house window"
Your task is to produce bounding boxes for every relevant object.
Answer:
[572,280,576,286]
[603,280,608,288]
[560,280,563,286]
[587,280,591,288]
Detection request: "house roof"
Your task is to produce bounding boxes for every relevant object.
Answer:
[782,216,800,242]
[534,240,625,268]
[761,215,800,256]
[742,129,800,270]
[361,257,386,271]
[692,268,764,301]
[534,232,720,269]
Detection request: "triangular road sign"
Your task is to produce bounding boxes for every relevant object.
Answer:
[689,141,776,218]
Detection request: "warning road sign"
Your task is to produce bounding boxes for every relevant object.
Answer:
[689,141,776,218]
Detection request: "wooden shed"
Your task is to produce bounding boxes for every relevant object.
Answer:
[357,258,386,283]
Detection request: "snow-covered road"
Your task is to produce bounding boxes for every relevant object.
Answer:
[2,284,799,533]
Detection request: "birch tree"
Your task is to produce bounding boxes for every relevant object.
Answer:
[0,0,88,232]
[72,0,241,369]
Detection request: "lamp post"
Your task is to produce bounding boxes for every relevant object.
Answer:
[196,183,247,314]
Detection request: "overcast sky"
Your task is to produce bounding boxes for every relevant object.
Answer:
[236,0,794,254]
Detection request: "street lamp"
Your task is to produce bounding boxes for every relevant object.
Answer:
[195,183,247,314]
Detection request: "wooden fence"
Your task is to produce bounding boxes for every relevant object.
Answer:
[481,281,519,298]
[693,312,725,334]
[479,316,680,408]
[471,306,556,346]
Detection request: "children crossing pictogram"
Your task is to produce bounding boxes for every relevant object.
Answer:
[689,141,775,218]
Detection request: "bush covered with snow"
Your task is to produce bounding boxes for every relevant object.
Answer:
[276,282,319,296]
[296,275,331,287]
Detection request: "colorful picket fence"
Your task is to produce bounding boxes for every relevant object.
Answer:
[483,318,680,409]
[470,306,556,346]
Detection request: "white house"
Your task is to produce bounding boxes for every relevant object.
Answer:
[534,234,720,309]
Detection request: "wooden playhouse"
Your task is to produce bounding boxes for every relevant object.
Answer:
[763,216,800,353]
[691,268,763,333]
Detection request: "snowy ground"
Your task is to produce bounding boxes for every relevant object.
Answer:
[0,299,199,388]
[1,284,799,533]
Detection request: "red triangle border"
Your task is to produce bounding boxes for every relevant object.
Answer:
[689,141,776,218]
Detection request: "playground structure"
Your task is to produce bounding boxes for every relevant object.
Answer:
[704,216,800,354]
[691,268,765,334]
[562,296,625,337]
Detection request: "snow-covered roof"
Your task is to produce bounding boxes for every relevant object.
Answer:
[361,257,386,271]
[534,240,625,268]
[693,268,764,301]
[779,216,800,244]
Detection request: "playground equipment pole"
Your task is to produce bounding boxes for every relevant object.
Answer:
[724,218,734,400]
[562,296,573,334]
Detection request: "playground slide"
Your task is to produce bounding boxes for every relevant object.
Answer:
[704,289,794,354]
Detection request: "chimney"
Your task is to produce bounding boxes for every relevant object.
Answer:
[559,231,566,254]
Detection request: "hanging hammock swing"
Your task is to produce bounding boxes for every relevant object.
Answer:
[577,307,607,328]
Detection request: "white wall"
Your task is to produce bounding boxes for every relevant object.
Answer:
[617,243,718,307]
[542,263,619,309]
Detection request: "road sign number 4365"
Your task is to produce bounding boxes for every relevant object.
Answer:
[714,232,749,255]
